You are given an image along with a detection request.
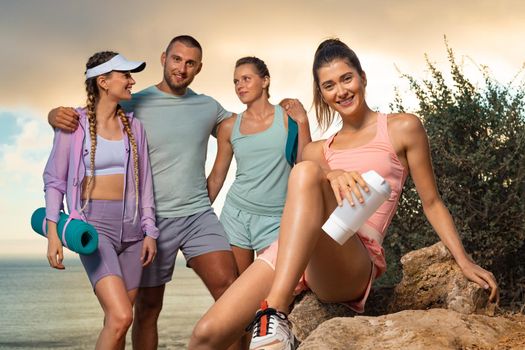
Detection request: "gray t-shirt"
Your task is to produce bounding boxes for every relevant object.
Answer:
[122,85,231,217]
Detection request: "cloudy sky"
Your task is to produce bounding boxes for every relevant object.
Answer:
[1,0,524,258]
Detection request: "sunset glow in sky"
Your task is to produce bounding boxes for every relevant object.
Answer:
[1,0,523,257]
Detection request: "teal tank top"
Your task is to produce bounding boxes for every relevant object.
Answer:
[225,105,291,216]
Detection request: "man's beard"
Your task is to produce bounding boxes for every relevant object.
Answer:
[163,68,192,93]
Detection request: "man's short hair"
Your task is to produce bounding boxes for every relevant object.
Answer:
[166,35,202,56]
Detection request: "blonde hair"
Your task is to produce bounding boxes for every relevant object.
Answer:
[81,51,140,221]
[117,106,139,222]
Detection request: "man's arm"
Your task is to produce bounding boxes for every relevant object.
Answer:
[48,107,79,132]
[207,116,235,204]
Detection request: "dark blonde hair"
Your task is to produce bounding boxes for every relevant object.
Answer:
[82,51,140,221]
[235,56,271,98]
[312,39,364,131]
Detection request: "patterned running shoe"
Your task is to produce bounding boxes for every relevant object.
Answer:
[246,300,294,350]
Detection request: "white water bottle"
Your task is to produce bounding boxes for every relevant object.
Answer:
[322,170,392,245]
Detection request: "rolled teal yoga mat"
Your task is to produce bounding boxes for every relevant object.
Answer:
[30,207,99,255]
[285,116,298,166]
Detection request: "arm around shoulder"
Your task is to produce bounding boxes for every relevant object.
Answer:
[48,107,80,132]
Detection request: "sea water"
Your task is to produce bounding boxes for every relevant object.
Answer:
[0,257,213,349]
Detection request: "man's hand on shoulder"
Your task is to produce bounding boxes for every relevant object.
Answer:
[48,107,79,132]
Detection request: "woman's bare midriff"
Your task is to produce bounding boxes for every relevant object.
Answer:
[82,174,125,200]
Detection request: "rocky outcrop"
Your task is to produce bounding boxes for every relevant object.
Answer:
[289,287,396,342]
[390,242,494,315]
[298,309,525,350]
[289,242,503,347]
[289,292,357,342]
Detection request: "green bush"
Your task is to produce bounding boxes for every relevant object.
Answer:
[380,43,525,304]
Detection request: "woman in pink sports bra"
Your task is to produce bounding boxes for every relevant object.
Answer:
[189,39,499,350]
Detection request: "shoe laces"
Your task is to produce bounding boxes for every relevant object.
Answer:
[246,300,288,337]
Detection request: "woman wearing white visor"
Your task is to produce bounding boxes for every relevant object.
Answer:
[43,51,158,349]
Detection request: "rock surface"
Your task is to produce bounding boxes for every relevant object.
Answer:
[390,242,493,315]
[289,242,501,347]
[297,309,525,350]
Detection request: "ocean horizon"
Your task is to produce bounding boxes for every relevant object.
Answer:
[0,257,213,349]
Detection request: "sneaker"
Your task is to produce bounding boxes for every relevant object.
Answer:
[246,300,294,350]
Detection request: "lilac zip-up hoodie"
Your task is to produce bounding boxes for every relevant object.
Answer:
[43,107,159,241]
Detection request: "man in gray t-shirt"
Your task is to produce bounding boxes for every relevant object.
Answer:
[49,36,239,349]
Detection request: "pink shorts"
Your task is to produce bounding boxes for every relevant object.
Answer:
[257,230,386,313]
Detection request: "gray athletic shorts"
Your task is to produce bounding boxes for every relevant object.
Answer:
[140,208,231,288]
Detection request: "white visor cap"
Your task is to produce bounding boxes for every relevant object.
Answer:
[85,54,146,79]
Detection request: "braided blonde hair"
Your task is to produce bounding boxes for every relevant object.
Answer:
[81,67,100,212]
[117,106,140,222]
[81,51,140,221]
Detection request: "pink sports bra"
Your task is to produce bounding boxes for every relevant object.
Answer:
[323,113,408,238]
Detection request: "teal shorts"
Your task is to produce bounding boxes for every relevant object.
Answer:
[220,203,281,252]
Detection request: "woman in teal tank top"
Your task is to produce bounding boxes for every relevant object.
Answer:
[207,57,311,275]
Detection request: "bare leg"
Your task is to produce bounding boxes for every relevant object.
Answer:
[189,260,274,350]
[189,250,241,350]
[304,229,372,302]
[267,161,372,312]
[115,288,138,350]
[94,276,134,350]
[230,246,257,348]
[132,285,165,350]
[231,246,255,275]
[127,288,138,304]
[192,162,373,349]
[188,250,239,300]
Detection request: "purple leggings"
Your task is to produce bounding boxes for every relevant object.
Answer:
[80,200,143,291]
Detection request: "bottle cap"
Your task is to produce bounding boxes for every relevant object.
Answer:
[322,214,356,245]
[362,170,391,198]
